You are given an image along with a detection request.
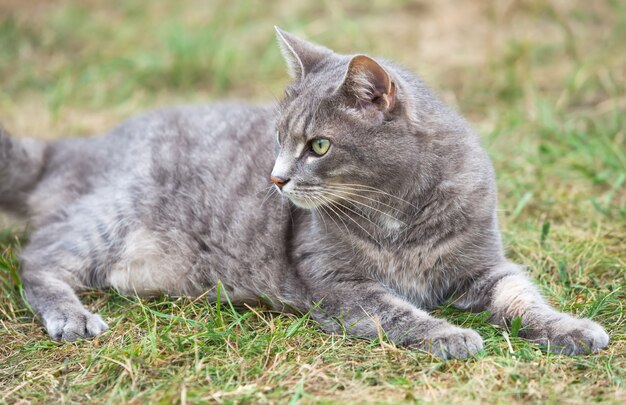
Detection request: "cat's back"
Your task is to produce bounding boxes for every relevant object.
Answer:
[28,103,277,227]
[87,102,276,175]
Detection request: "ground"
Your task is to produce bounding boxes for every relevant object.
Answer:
[0,0,625,403]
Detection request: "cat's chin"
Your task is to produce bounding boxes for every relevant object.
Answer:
[283,193,325,210]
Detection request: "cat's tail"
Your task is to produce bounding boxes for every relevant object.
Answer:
[0,126,47,215]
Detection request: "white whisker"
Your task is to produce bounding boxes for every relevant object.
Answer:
[325,183,418,209]
[259,185,277,209]
[314,193,351,236]
[322,185,407,214]
[305,194,328,232]
[321,189,407,226]
[318,193,384,248]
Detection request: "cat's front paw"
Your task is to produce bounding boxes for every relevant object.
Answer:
[44,308,109,342]
[417,326,483,360]
[527,315,609,355]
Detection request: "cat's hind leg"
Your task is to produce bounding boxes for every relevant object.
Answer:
[20,225,109,341]
[455,262,609,355]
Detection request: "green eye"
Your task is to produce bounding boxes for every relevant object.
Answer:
[311,138,331,156]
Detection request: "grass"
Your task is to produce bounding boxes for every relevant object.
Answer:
[1,0,625,403]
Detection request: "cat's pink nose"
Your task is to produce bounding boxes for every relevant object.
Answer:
[271,175,289,189]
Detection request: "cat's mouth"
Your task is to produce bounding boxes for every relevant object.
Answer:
[286,195,324,209]
[282,189,329,209]
[281,184,352,210]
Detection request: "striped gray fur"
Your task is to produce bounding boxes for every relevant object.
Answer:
[0,28,608,358]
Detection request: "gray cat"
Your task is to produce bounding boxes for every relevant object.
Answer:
[0,28,608,359]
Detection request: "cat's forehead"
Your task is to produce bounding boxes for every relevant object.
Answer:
[282,98,376,148]
[278,82,348,133]
[278,92,323,135]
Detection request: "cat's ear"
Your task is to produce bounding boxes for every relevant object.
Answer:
[341,55,396,112]
[274,26,331,80]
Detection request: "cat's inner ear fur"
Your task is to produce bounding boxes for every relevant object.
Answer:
[274,26,331,80]
[341,55,397,112]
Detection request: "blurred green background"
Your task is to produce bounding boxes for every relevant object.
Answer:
[0,0,625,403]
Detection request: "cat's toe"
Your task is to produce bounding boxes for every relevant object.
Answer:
[45,309,109,342]
[421,327,483,360]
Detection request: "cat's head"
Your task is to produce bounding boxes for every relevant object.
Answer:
[271,27,424,211]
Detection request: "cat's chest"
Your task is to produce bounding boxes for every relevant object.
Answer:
[359,244,453,308]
